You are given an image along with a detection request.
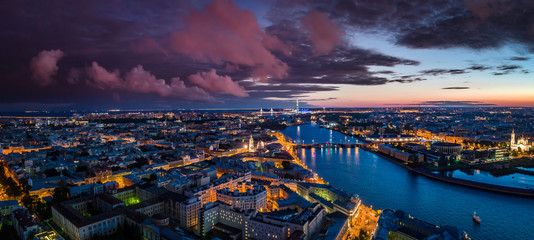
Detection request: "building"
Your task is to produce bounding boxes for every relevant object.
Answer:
[511,130,531,152]
[185,174,249,205]
[70,183,104,198]
[52,184,203,240]
[366,134,420,144]
[249,135,256,152]
[11,208,42,240]
[216,182,267,212]
[0,200,20,216]
[378,144,424,163]
[198,201,328,240]
[373,209,469,240]
[431,142,462,156]
[296,182,360,216]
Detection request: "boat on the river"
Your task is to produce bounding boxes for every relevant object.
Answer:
[472,212,481,223]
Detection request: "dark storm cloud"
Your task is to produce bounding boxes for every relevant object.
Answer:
[442,87,470,89]
[0,0,429,110]
[413,101,495,106]
[307,0,534,51]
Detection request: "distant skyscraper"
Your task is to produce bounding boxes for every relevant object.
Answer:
[295,98,299,113]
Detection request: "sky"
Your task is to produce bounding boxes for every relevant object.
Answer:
[1,0,534,111]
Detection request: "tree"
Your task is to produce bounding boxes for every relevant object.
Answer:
[75,165,88,172]
[44,168,60,177]
[21,195,39,210]
[281,161,293,170]
[52,180,69,203]
[438,156,448,167]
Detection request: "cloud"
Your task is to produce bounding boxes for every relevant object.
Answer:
[509,56,530,61]
[442,86,470,89]
[67,68,83,84]
[468,65,492,71]
[310,0,534,52]
[420,68,467,76]
[30,49,64,86]
[188,69,248,97]
[300,10,345,55]
[86,62,213,101]
[130,37,169,56]
[413,100,495,106]
[244,84,338,99]
[169,0,289,81]
[497,65,521,71]
[419,64,499,76]
[493,64,523,75]
[266,45,421,86]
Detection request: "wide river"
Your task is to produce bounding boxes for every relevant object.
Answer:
[282,123,534,240]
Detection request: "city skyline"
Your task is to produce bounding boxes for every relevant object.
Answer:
[1,0,534,111]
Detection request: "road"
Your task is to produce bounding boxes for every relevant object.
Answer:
[269,131,327,184]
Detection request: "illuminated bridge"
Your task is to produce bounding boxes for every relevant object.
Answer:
[295,143,366,149]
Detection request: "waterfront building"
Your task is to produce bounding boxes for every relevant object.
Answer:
[366,134,420,144]
[510,129,531,152]
[198,200,328,240]
[430,142,462,156]
[373,209,469,240]
[296,182,360,216]
[378,144,424,163]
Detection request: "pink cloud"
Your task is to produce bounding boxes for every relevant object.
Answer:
[170,0,289,81]
[85,62,213,101]
[30,49,64,86]
[130,37,169,56]
[67,68,83,84]
[188,69,248,97]
[300,10,345,55]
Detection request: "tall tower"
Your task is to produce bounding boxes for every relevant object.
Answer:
[296,98,299,113]
[248,135,255,152]
[511,129,515,146]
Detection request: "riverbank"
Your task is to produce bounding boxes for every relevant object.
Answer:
[269,131,327,184]
[321,125,534,197]
[374,151,534,198]
[282,123,534,240]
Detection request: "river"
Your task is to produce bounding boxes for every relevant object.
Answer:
[282,123,534,240]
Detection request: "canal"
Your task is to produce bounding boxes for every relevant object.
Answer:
[282,123,534,240]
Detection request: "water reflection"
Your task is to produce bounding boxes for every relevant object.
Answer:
[282,124,534,240]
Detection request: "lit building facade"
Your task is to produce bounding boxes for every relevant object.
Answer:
[216,182,267,212]
[511,130,531,152]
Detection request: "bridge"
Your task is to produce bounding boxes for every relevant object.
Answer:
[295,143,366,149]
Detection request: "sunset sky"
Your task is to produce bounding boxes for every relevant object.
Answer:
[1,0,533,111]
